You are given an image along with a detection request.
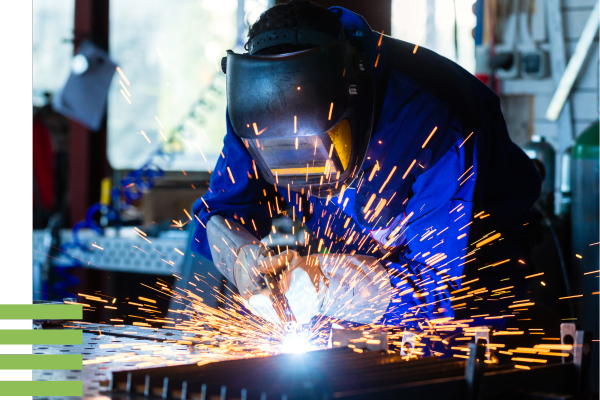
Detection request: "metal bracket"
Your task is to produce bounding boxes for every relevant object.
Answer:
[560,322,593,396]
[465,338,486,400]
[400,331,417,356]
[474,326,491,361]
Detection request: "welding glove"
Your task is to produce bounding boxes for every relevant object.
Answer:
[206,215,296,300]
[246,253,392,326]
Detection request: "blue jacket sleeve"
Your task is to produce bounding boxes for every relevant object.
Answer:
[190,112,278,260]
[380,131,477,323]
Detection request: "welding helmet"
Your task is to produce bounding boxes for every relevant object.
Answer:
[222,27,375,198]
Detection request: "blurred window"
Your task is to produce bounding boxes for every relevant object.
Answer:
[391,0,476,73]
[107,0,268,172]
[32,0,75,106]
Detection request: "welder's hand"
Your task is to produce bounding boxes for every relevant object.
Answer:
[246,253,392,326]
[206,215,296,299]
[315,254,392,324]
[246,254,328,326]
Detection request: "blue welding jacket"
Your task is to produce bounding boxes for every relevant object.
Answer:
[191,8,542,328]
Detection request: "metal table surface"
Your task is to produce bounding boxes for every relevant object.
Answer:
[32,324,245,400]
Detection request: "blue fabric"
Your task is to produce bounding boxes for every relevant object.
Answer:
[192,7,542,328]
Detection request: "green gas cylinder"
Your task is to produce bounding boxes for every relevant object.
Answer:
[570,119,599,390]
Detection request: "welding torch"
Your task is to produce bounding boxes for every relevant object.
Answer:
[263,270,298,334]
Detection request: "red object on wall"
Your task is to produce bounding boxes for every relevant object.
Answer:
[33,117,55,210]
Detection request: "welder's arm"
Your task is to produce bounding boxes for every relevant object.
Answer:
[191,111,278,261]
[206,215,295,300]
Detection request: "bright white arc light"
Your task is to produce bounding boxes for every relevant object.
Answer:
[279,331,316,354]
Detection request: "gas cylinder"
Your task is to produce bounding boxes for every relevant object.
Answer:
[522,135,556,214]
[570,120,599,390]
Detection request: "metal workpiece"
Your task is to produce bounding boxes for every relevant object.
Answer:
[32,323,591,399]
[330,328,388,352]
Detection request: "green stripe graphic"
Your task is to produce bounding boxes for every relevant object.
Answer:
[0,304,82,319]
[0,355,82,370]
[0,329,82,344]
[0,381,83,396]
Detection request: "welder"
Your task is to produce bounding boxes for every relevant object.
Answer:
[192,1,542,330]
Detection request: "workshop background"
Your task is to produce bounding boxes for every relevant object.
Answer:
[32,0,598,391]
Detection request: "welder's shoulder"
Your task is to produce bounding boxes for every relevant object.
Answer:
[382,36,495,123]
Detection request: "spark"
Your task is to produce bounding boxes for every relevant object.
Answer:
[120,90,131,104]
[159,130,168,141]
[328,103,334,120]
[116,66,130,85]
[227,167,235,184]
[421,127,437,148]
[379,166,397,193]
[559,294,583,300]
[402,159,416,179]
[119,80,131,97]
[413,45,419,54]
[139,296,156,304]
[196,143,208,162]
[525,272,544,279]
[156,47,168,67]
[476,233,501,248]
[138,130,151,143]
[374,53,381,68]
[253,123,268,135]
[377,30,384,47]
[459,132,474,148]
[575,254,582,258]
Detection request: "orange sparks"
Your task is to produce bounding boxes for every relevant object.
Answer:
[514,365,531,370]
[379,166,397,193]
[154,115,164,128]
[511,357,547,364]
[377,30,384,46]
[294,115,297,133]
[252,160,259,179]
[252,123,268,135]
[458,166,474,181]
[328,102,334,120]
[183,209,192,221]
[120,90,131,104]
[138,296,156,304]
[119,80,131,97]
[476,233,501,248]
[575,254,582,259]
[374,53,380,68]
[559,294,583,300]
[174,248,184,256]
[584,270,600,275]
[138,131,151,143]
[363,193,377,213]
[413,45,419,54]
[525,272,544,279]
[196,143,208,162]
[459,132,474,148]
[227,167,235,184]
[116,66,130,85]
[156,47,168,67]
[402,159,416,179]
[421,126,438,148]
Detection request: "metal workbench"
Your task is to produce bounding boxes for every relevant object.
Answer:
[32,324,242,400]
